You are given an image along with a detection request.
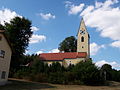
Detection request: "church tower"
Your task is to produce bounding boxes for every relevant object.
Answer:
[77,18,90,58]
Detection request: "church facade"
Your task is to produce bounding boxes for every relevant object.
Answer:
[39,18,90,67]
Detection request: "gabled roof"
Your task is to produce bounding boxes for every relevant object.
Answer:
[0,30,12,51]
[39,52,87,61]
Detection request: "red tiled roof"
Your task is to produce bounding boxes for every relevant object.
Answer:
[39,52,87,61]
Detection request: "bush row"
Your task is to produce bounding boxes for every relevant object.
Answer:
[13,59,106,85]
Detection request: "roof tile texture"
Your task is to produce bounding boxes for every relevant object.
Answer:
[39,52,87,61]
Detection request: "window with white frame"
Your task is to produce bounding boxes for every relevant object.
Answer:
[0,50,5,58]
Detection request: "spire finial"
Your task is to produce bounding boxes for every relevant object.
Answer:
[81,17,85,24]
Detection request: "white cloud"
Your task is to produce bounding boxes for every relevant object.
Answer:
[69,4,85,15]
[110,40,120,48]
[36,48,59,55]
[29,34,46,44]
[24,50,29,55]
[36,50,44,55]
[48,48,60,53]
[64,1,72,8]
[65,1,85,15]
[90,43,105,55]
[95,1,103,8]
[0,8,22,25]
[80,5,94,16]
[31,26,39,32]
[95,60,120,69]
[80,0,120,48]
[39,13,56,20]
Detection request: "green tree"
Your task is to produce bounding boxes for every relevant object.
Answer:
[100,64,112,80]
[0,24,5,30]
[21,54,37,65]
[48,72,64,84]
[4,17,32,69]
[111,69,120,81]
[58,36,77,52]
[73,59,104,85]
[49,62,63,72]
[31,56,44,74]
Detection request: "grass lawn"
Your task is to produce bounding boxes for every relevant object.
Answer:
[0,78,120,90]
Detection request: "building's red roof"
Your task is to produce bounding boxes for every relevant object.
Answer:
[39,52,87,61]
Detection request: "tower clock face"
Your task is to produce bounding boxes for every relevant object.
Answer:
[80,30,85,34]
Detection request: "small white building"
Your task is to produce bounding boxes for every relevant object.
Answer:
[0,30,12,85]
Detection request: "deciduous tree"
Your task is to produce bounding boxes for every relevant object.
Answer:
[58,36,77,52]
[4,17,32,69]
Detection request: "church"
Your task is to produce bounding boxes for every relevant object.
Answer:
[39,18,90,67]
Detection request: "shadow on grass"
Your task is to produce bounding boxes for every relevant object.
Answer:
[0,79,56,90]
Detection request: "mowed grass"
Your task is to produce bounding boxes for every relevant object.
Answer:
[0,78,120,90]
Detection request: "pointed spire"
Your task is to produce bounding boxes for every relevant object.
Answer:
[79,17,86,31]
[81,17,84,23]
[77,17,87,36]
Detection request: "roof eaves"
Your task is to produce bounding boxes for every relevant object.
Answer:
[41,59,63,61]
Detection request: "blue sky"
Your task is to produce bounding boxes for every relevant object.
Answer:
[0,0,120,69]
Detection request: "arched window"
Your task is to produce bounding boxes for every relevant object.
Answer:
[81,36,84,42]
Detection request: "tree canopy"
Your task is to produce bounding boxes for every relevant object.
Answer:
[4,17,33,69]
[58,36,77,52]
[0,24,5,30]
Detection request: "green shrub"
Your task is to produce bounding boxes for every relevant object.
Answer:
[28,73,47,82]
[72,60,104,85]
[48,72,64,84]
[14,70,29,79]
[63,72,76,84]
[13,58,106,85]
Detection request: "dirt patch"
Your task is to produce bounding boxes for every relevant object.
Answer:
[43,83,120,90]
